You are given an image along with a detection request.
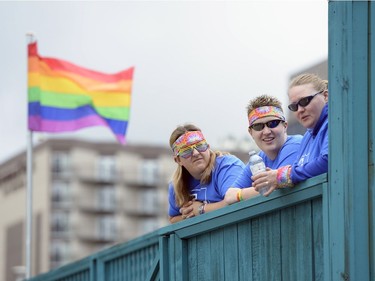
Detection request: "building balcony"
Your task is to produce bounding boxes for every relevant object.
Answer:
[74,168,120,184]
[76,228,118,243]
[78,199,117,214]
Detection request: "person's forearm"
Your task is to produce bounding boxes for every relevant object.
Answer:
[202,200,228,213]
[241,187,259,200]
[169,215,184,224]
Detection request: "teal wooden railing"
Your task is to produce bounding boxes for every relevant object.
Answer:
[28,174,327,281]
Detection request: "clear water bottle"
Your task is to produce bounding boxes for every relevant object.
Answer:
[249,151,269,195]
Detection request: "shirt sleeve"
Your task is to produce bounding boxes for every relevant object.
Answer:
[291,126,328,183]
[214,156,246,196]
[168,182,180,217]
[231,162,253,188]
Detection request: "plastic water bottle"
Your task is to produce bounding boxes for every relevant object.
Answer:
[248,151,269,195]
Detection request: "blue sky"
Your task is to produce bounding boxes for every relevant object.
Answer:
[0,0,328,163]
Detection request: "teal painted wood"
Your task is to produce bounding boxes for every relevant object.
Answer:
[144,255,160,281]
[168,233,188,281]
[281,202,313,280]
[329,1,371,280]
[95,230,159,281]
[208,229,225,281]
[370,3,375,280]
[27,256,93,281]
[312,198,324,281]
[223,225,238,281]
[183,193,322,281]
[237,220,253,280]
[251,212,281,281]
[26,176,326,281]
[159,235,170,281]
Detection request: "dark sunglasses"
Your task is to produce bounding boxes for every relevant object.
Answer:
[288,91,324,112]
[249,119,283,131]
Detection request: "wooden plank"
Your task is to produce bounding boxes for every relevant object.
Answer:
[210,229,225,280]
[329,1,371,280]
[223,225,238,281]
[237,220,253,281]
[187,237,198,281]
[370,3,375,280]
[348,2,370,279]
[312,198,324,281]
[328,1,352,279]
[168,234,177,281]
[252,212,281,281]
[27,256,92,281]
[145,255,160,281]
[196,234,211,280]
[159,235,170,281]
[281,202,313,281]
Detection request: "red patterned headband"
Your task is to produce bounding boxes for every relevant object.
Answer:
[248,106,285,126]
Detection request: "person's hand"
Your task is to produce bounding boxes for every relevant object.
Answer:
[179,200,195,219]
[224,187,241,204]
[252,168,278,197]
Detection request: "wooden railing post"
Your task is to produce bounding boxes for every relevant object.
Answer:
[328,1,372,280]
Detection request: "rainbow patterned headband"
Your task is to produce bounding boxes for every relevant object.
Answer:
[248,106,285,126]
[172,131,205,156]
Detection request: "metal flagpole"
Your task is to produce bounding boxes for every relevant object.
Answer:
[25,32,34,279]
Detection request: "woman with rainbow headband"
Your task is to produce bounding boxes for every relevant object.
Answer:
[225,95,302,204]
[168,124,245,223]
[252,73,328,195]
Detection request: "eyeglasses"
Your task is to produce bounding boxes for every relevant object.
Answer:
[177,141,209,159]
[249,119,283,131]
[288,91,324,112]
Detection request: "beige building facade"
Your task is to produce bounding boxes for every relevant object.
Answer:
[0,139,177,281]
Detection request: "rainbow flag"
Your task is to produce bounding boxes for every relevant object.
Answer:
[28,42,134,144]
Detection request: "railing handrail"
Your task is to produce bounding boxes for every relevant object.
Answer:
[160,173,327,238]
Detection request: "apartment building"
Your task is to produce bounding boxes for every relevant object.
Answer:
[0,139,176,281]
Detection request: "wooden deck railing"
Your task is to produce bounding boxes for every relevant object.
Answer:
[28,173,327,281]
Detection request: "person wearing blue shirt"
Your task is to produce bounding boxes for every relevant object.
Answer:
[225,95,302,204]
[252,73,329,195]
[168,124,245,223]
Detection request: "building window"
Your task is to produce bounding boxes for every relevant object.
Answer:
[142,189,159,213]
[97,215,116,240]
[97,155,115,181]
[139,160,158,185]
[97,185,115,211]
[51,211,69,237]
[52,152,70,176]
[51,181,70,206]
[50,240,70,268]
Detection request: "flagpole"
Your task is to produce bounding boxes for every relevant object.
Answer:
[25,32,34,279]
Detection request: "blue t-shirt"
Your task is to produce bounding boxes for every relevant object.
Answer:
[291,104,328,183]
[231,135,303,188]
[168,154,245,217]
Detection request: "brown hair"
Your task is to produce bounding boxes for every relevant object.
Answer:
[246,94,284,116]
[169,124,228,207]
